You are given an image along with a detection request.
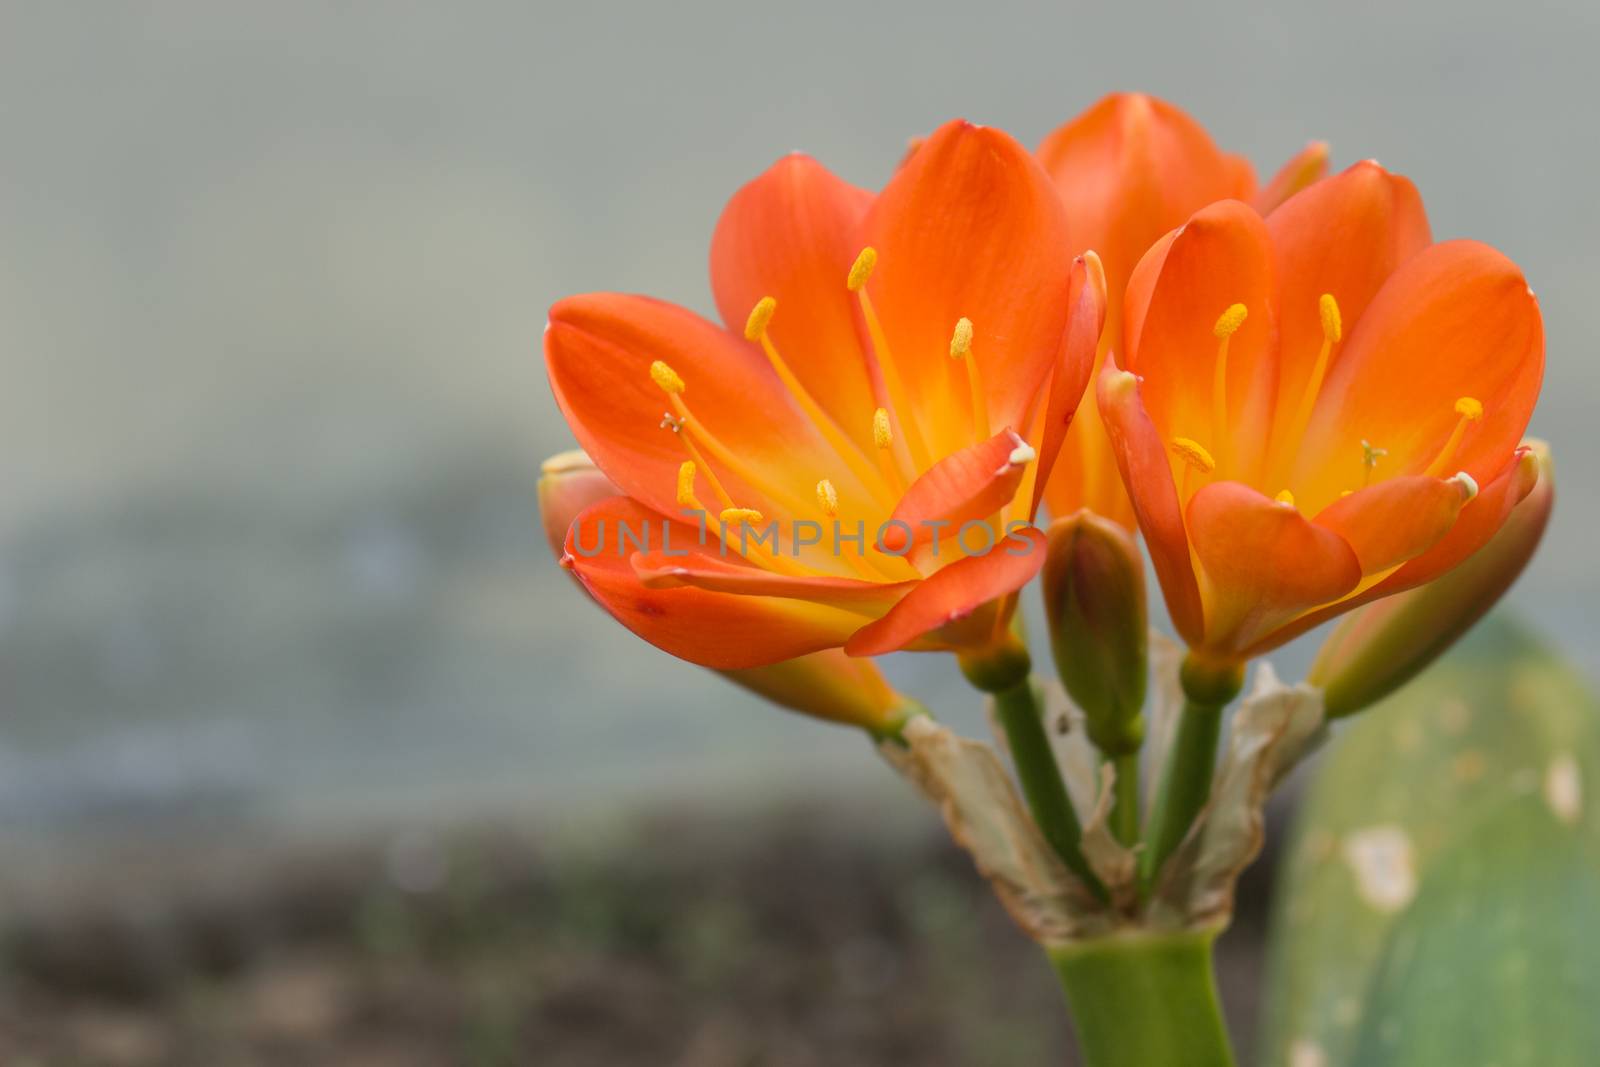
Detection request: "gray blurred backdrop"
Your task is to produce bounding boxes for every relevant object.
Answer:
[1,1,1595,842]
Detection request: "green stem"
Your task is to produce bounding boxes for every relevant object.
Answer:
[1049,929,1235,1067]
[1110,752,1139,846]
[1140,656,1243,888]
[991,678,1103,898]
[1140,697,1223,886]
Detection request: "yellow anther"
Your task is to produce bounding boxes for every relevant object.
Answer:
[719,507,764,526]
[650,360,685,395]
[676,461,699,508]
[873,407,893,450]
[1170,437,1216,473]
[1451,471,1480,501]
[744,296,777,341]
[816,478,839,517]
[847,247,878,292]
[1319,293,1342,343]
[949,317,974,358]
[1274,489,1297,507]
[1213,302,1249,339]
[1455,396,1484,420]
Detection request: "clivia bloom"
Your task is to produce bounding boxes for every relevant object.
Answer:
[543,120,1106,671]
[1097,161,1545,662]
[1036,93,1330,528]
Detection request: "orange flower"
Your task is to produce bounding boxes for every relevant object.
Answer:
[543,120,1106,671]
[1097,161,1545,662]
[1036,93,1329,527]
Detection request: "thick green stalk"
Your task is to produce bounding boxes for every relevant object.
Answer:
[1140,696,1223,885]
[1140,656,1243,888]
[1111,752,1139,846]
[1049,929,1235,1067]
[991,678,1104,897]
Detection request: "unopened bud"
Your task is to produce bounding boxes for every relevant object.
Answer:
[726,649,922,737]
[538,450,618,560]
[1041,510,1148,754]
[1310,443,1554,717]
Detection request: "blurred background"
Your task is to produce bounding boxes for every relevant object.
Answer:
[0,1,1595,1063]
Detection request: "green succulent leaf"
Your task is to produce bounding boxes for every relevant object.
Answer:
[1261,618,1600,1067]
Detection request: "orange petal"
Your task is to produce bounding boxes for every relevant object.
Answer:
[844,527,1047,656]
[880,427,1032,558]
[1311,475,1468,576]
[1037,93,1256,314]
[563,496,867,670]
[1095,358,1205,644]
[1186,481,1362,656]
[1031,253,1107,521]
[709,154,880,430]
[633,549,913,613]
[1296,240,1544,501]
[1040,377,1137,529]
[1266,161,1431,454]
[863,120,1075,455]
[1252,140,1330,214]
[545,292,874,523]
[1121,200,1278,480]
[1256,448,1540,655]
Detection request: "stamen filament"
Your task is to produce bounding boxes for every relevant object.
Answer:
[1276,293,1342,488]
[851,247,933,474]
[950,316,990,444]
[716,507,814,577]
[674,424,734,510]
[815,475,901,581]
[746,296,897,509]
[1422,397,1484,478]
[1211,303,1248,473]
[650,362,831,525]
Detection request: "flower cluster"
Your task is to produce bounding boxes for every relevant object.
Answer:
[540,93,1548,735]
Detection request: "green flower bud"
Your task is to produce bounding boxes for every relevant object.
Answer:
[1042,510,1148,754]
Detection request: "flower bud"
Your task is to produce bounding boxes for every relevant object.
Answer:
[537,450,919,736]
[1041,510,1148,754]
[538,449,618,560]
[1309,442,1554,717]
[724,649,921,738]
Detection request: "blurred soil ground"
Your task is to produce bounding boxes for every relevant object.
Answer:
[0,803,1277,1066]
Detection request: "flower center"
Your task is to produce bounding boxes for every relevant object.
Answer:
[1169,295,1489,509]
